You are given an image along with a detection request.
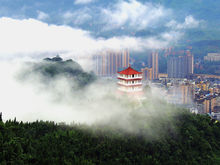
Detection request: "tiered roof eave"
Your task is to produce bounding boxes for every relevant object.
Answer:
[118,66,142,75]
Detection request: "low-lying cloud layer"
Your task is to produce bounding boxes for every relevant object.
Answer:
[0,60,180,137]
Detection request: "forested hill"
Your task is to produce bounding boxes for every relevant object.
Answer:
[20,56,96,88]
[1,112,220,165]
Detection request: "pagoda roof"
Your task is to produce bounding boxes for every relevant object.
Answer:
[118,66,142,75]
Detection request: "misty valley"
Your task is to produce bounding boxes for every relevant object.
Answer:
[1,0,220,164]
[1,57,220,164]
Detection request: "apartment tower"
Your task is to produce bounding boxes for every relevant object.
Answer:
[93,49,129,77]
[148,52,158,80]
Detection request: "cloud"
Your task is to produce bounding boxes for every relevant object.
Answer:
[166,15,201,30]
[0,60,179,138]
[101,0,170,30]
[37,11,49,21]
[160,31,183,42]
[74,0,95,5]
[0,17,179,60]
[62,8,92,25]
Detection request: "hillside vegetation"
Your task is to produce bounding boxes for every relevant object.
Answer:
[19,56,96,89]
[0,111,220,165]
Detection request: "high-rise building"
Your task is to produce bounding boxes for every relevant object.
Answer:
[148,52,158,80]
[167,84,193,105]
[141,67,152,81]
[204,53,220,61]
[167,51,194,78]
[93,49,129,77]
[203,97,217,113]
[180,84,193,104]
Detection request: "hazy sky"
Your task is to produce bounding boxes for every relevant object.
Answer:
[0,0,202,60]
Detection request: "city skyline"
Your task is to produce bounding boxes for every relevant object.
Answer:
[0,1,220,164]
[93,49,130,77]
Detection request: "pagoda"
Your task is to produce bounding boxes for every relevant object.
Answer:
[117,66,143,97]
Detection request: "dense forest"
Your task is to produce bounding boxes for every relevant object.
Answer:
[1,111,220,165]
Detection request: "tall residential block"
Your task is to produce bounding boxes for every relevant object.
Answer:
[167,51,194,78]
[141,67,152,81]
[168,84,193,105]
[204,53,220,61]
[93,49,129,77]
[203,97,217,113]
[148,52,158,80]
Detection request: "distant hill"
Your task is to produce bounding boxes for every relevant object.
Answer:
[20,56,96,89]
[191,40,220,59]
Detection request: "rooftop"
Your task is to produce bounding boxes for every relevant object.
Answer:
[118,66,142,75]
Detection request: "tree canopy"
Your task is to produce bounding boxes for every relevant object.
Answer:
[1,111,220,165]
